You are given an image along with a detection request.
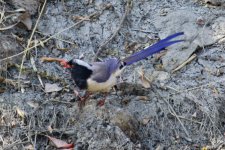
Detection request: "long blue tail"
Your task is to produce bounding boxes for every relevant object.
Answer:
[123,32,184,66]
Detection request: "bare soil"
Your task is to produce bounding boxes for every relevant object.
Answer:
[1,0,225,150]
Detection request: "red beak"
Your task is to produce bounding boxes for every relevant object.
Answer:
[59,59,72,68]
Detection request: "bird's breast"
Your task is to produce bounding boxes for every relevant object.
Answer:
[87,74,117,92]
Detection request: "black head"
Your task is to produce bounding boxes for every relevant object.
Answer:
[67,59,93,89]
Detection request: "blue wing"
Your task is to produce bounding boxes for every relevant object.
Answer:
[90,58,120,83]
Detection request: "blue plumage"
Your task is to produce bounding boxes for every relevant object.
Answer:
[66,32,184,91]
[123,32,184,65]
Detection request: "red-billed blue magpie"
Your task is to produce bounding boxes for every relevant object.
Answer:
[60,32,184,93]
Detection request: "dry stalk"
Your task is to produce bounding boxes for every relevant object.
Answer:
[18,0,47,86]
[0,13,96,63]
[172,54,197,73]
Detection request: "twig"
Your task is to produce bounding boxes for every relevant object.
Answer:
[49,99,74,105]
[93,0,132,61]
[165,98,191,139]
[130,28,158,34]
[18,0,47,85]
[0,12,96,63]
[169,112,202,125]
[169,78,225,96]
[154,89,191,139]
[172,54,197,73]
[40,57,64,63]
[35,31,76,45]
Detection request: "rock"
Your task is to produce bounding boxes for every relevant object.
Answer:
[153,10,225,71]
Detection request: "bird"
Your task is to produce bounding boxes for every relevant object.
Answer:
[58,32,184,105]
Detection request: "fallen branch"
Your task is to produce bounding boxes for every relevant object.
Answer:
[93,0,132,61]
[40,57,64,63]
[172,54,197,73]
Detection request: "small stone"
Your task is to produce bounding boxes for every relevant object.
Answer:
[142,118,150,125]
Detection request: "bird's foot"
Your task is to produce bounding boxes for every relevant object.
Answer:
[74,90,91,108]
[97,99,105,107]
[78,93,91,107]
[97,93,108,107]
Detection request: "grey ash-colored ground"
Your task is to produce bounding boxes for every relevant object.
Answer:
[1,0,225,149]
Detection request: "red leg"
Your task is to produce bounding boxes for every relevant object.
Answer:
[74,90,92,107]
[97,93,108,107]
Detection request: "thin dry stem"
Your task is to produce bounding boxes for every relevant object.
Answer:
[18,0,47,86]
[0,13,96,63]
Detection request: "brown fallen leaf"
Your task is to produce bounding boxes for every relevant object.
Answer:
[124,42,138,52]
[1,9,32,30]
[0,76,5,82]
[15,106,26,118]
[137,69,151,88]
[46,135,74,149]
[45,83,62,93]
[18,11,32,30]
[0,88,5,93]
[11,33,24,42]
[47,125,53,133]
[27,101,39,108]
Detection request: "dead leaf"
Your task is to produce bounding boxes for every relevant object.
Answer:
[24,144,34,150]
[192,112,197,118]
[137,69,151,88]
[125,42,138,52]
[27,101,39,108]
[45,83,62,93]
[40,40,45,47]
[18,12,32,30]
[47,125,53,133]
[0,88,5,93]
[15,106,26,118]
[0,76,5,82]
[46,135,74,149]
[142,118,150,125]
[11,33,24,42]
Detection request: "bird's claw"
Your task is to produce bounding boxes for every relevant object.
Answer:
[97,99,105,107]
